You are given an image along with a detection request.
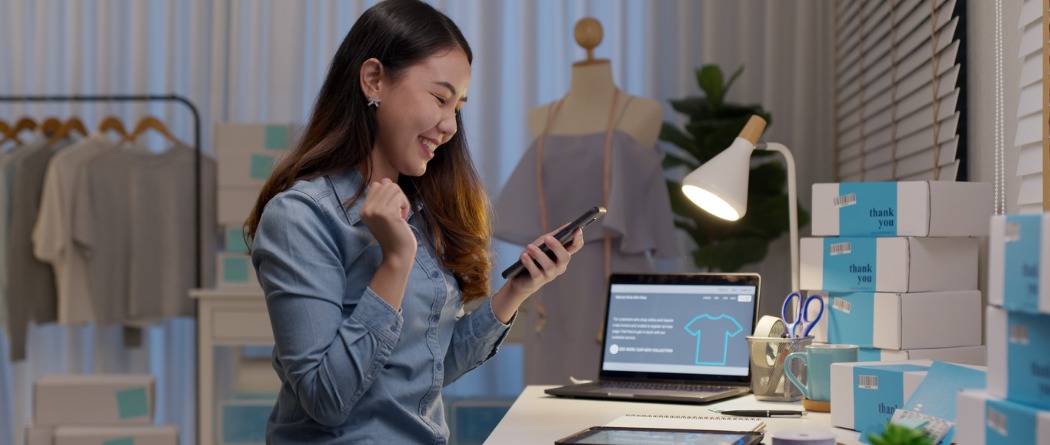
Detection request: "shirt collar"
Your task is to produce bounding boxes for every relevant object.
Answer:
[329,168,423,225]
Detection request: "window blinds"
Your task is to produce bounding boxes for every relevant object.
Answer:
[833,0,964,182]
[1015,0,1045,212]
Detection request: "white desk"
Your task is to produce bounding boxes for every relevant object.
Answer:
[191,287,274,445]
[485,386,864,444]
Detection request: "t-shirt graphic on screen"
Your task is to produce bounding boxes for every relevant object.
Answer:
[683,314,743,366]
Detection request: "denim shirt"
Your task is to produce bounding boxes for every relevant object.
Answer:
[251,168,512,444]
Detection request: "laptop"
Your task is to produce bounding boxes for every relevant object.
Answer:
[545,273,761,404]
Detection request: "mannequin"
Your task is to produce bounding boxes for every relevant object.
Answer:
[527,18,663,147]
[493,18,679,385]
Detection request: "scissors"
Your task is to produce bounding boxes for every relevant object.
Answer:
[780,292,824,339]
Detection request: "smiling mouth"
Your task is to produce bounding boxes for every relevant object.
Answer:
[419,137,437,158]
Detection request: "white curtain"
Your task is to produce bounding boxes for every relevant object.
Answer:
[0,1,832,445]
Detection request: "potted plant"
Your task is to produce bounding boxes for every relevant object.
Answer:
[866,423,935,445]
[659,64,810,272]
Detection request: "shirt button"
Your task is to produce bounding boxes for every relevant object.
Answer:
[430,271,440,279]
[430,314,440,323]
[436,363,443,371]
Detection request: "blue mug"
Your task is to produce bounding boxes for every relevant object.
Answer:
[784,344,858,402]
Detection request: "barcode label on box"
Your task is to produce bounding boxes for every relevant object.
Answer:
[834,193,857,207]
[830,242,852,256]
[1005,222,1020,242]
[858,375,878,389]
[1009,324,1029,345]
[833,297,851,314]
[988,407,1008,435]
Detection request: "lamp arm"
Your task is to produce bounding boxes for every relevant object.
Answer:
[757,142,799,293]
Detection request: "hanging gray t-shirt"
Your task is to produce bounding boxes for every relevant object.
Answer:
[6,137,73,360]
[74,145,216,325]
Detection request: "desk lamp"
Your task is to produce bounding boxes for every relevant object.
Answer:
[680,115,799,293]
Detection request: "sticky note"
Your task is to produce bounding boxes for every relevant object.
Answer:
[223,257,250,282]
[265,125,288,149]
[249,154,275,180]
[103,438,135,445]
[115,387,149,419]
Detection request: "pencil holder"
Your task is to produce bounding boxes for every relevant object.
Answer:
[745,336,812,401]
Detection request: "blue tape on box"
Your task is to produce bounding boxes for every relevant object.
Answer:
[986,398,1039,445]
[827,292,876,347]
[223,257,250,283]
[853,364,930,434]
[249,154,275,180]
[823,238,878,291]
[264,125,288,149]
[839,182,898,236]
[1006,311,1050,410]
[1004,214,1043,313]
[901,361,986,444]
[102,438,135,445]
[115,387,149,419]
[226,227,250,253]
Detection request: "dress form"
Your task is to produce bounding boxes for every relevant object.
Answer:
[527,18,662,147]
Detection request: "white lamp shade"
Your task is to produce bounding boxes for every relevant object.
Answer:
[681,137,756,221]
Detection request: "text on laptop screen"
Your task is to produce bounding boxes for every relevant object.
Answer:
[602,283,756,376]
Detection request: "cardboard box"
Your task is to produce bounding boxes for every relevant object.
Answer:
[214,123,301,151]
[989,214,1050,314]
[217,147,287,188]
[957,390,1050,445]
[53,425,177,445]
[988,306,1050,410]
[218,188,259,226]
[34,374,154,425]
[222,397,276,445]
[25,425,54,445]
[800,236,978,292]
[217,252,260,290]
[857,345,986,366]
[830,360,932,431]
[812,181,992,237]
[224,225,250,253]
[810,290,981,349]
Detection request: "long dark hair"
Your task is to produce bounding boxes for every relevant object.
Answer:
[245,0,492,303]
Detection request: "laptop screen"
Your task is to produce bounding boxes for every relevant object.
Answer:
[599,274,760,382]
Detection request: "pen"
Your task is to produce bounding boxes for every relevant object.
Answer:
[718,409,805,418]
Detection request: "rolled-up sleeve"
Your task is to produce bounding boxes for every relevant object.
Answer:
[252,190,402,427]
[443,298,513,384]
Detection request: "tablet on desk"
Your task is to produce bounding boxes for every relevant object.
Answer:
[555,426,764,445]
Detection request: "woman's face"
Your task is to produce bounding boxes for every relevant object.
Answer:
[370,48,471,179]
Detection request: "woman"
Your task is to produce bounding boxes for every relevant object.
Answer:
[244,0,583,443]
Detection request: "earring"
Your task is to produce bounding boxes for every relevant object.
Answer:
[367,97,381,108]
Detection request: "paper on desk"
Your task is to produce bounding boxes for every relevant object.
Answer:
[605,414,765,432]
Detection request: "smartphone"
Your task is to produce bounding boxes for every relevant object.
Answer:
[555,426,764,445]
[500,205,606,280]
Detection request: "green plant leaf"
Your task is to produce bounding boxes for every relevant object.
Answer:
[723,66,744,98]
[697,65,725,109]
[659,123,698,154]
[693,238,769,271]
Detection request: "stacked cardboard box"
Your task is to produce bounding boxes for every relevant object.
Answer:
[25,374,177,445]
[799,181,991,432]
[213,123,299,289]
[802,181,989,361]
[956,214,1050,444]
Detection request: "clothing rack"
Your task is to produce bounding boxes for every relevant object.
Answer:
[0,94,203,287]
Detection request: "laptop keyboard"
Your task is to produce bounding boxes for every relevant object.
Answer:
[600,381,737,393]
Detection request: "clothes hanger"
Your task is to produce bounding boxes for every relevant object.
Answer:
[46,117,89,144]
[123,116,183,146]
[5,116,39,145]
[40,116,63,137]
[97,115,130,140]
